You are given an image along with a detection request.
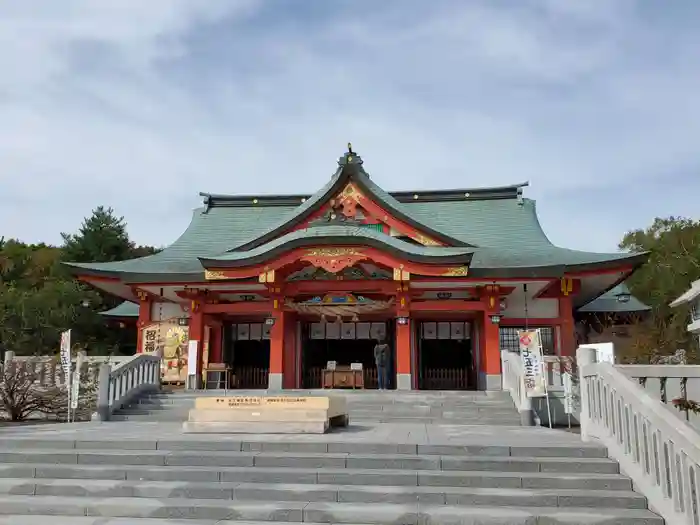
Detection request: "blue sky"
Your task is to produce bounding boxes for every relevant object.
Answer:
[0,0,698,253]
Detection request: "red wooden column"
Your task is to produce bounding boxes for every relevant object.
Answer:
[480,285,502,391]
[395,287,412,390]
[558,295,576,357]
[282,313,298,389]
[188,301,205,389]
[135,295,152,354]
[269,298,287,390]
[395,319,412,390]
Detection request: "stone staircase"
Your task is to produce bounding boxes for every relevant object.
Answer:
[0,429,661,524]
[112,389,524,426]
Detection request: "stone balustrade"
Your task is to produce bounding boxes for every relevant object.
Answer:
[617,365,700,429]
[93,352,162,421]
[578,346,700,524]
[500,350,534,426]
[1,352,132,387]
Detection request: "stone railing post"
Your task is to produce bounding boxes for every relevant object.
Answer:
[1,350,14,379]
[576,346,597,442]
[93,363,112,422]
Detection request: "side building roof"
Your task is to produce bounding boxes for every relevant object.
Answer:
[578,283,651,313]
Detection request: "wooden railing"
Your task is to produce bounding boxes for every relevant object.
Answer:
[233,366,269,389]
[578,347,700,524]
[420,368,468,390]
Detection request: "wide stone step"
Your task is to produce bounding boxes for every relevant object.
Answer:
[0,478,648,508]
[0,495,663,523]
[111,412,523,425]
[0,519,331,525]
[0,463,634,490]
[133,399,519,412]
[0,438,608,457]
[0,450,620,473]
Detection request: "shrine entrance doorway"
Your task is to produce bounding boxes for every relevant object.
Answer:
[417,321,474,390]
[301,321,394,389]
[222,322,271,389]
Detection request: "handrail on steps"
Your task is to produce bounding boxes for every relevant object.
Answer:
[93,352,161,421]
[578,346,700,524]
[500,350,535,426]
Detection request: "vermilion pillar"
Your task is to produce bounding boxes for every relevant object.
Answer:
[269,309,287,390]
[558,295,576,357]
[480,311,502,390]
[282,313,298,389]
[395,318,412,390]
[135,297,152,353]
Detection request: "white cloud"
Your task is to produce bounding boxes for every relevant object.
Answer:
[0,0,698,252]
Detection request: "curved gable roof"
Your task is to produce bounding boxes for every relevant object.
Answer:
[199,224,475,268]
[229,151,469,252]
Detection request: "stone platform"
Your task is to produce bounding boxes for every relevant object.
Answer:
[183,395,349,434]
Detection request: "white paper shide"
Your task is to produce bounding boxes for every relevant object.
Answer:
[518,329,546,397]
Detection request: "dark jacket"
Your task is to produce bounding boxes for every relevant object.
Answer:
[374,344,388,367]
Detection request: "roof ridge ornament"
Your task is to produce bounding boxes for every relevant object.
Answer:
[338,142,363,167]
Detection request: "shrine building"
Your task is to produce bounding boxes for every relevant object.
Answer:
[67,146,648,391]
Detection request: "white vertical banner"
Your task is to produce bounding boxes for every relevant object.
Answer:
[60,330,72,385]
[518,329,546,397]
[70,353,83,412]
[59,329,72,421]
[187,340,198,376]
[563,372,574,414]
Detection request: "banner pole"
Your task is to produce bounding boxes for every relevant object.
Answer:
[543,361,553,429]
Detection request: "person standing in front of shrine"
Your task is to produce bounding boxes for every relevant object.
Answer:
[374,338,389,390]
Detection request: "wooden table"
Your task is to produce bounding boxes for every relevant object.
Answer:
[322,367,364,389]
[203,364,232,393]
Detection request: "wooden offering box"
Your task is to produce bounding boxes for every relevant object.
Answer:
[322,366,364,389]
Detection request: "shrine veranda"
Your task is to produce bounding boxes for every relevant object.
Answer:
[71,147,648,391]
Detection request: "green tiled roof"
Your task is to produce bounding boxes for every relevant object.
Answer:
[578,283,651,313]
[64,148,648,282]
[200,224,475,267]
[100,301,139,317]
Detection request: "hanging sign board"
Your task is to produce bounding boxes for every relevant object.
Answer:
[518,329,546,397]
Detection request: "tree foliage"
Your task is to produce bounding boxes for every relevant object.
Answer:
[619,216,700,360]
[0,207,159,357]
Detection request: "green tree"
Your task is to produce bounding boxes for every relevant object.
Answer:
[60,206,135,264]
[0,280,104,356]
[619,216,700,360]
[1,207,159,357]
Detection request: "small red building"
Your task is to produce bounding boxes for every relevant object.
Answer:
[70,147,647,390]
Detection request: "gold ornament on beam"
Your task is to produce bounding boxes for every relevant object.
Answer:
[561,277,573,296]
[415,234,441,246]
[204,270,228,280]
[393,268,410,281]
[442,266,469,277]
[258,270,276,283]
